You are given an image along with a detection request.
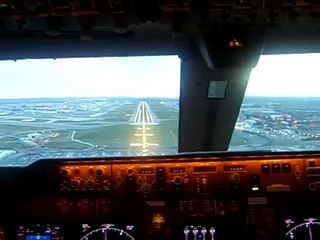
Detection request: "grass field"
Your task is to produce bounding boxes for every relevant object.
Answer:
[0,98,179,155]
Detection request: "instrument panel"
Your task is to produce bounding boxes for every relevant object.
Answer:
[58,155,307,196]
[3,219,320,240]
[1,152,320,240]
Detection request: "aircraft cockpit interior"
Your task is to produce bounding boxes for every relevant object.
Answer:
[0,1,320,240]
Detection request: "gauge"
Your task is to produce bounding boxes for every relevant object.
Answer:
[80,224,135,240]
[183,225,216,240]
[17,224,62,240]
[285,218,320,240]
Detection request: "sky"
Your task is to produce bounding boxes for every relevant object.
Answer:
[246,53,320,97]
[0,53,320,99]
[0,56,181,99]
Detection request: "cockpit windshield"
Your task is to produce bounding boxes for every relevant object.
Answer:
[2,53,320,166]
[0,56,180,166]
[229,53,320,152]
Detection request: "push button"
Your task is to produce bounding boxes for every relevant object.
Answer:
[261,164,270,173]
[271,163,281,173]
[281,163,291,173]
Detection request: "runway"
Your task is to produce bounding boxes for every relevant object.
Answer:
[130,101,159,152]
[131,101,158,125]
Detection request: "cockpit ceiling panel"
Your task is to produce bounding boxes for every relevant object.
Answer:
[0,1,319,58]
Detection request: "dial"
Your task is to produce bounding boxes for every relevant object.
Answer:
[80,224,135,240]
[183,225,216,240]
[285,218,320,240]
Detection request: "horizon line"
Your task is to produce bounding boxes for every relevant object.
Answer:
[0,96,319,100]
[0,96,180,100]
[246,95,320,98]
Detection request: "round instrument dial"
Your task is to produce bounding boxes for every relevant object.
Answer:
[285,218,320,240]
[80,224,135,240]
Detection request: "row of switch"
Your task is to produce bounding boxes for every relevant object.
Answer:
[307,168,320,175]
[261,163,291,173]
[60,168,105,177]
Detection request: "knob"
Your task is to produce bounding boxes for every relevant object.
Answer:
[71,179,81,188]
[115,175,123,183]
[141,183,151,194]
[127,168,134,175]
[86,179,94,187]
[136,177,144,185]
[173,177,182,194]
[88,168,95,175]
[174,177,182,185]
[60,169,70,177]
[230,173,241,184]
[96,169,104,177]
[309,183,317,191]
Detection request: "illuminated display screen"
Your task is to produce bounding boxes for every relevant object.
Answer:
[17,224,61,240]
[25,235,51,240]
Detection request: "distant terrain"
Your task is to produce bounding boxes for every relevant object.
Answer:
[230,97,320,152]
[0,96,319,166]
